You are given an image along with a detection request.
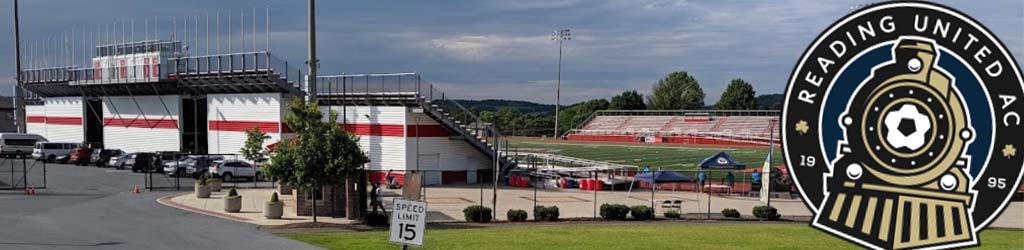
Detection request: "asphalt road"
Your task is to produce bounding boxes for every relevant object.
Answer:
[0,161,318,250]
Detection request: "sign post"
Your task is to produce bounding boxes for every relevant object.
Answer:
[389,198,427,248]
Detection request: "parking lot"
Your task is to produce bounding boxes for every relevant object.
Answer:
[0,160,316,250]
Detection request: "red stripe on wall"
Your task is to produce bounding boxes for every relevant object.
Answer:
[26,116,47,123]
[26,116,82,125]
[406,125,449,137]
[104,118,178,129]
[341,124,406,137]
[209,120,281,133]
[212,120,449,137]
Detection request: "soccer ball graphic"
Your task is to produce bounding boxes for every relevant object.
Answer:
[883,104,931,151]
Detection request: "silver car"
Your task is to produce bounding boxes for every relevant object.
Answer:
[163,156,199,177]
[108,153,131,169]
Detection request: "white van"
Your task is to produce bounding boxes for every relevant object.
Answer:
[0,133,47,157]
[32,142,81,163]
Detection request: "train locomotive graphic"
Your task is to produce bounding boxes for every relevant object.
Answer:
[817,38,975,249]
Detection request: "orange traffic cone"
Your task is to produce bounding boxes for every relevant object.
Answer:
[133,184,140,194]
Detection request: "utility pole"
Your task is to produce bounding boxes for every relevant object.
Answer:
[12,0,25,133]
[306,0,318,102]
[551,29,570,139]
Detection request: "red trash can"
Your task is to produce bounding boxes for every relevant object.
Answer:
[559,178,567,189]
[580,179,589,190]
[594,179,603,190]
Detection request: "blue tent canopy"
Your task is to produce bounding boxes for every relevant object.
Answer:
[634,171,693,183]
[699,151,746,169]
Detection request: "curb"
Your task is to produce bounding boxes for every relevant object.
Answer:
[157,192,252,222]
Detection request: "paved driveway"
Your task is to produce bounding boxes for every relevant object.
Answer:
[0,162,318,250]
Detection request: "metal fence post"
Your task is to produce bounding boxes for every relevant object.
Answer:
[23,158,28,190]
[593,170,597,220]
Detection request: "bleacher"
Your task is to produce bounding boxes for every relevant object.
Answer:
[566,110,780,146]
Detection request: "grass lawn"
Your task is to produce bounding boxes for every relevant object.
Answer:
[507,140,784,172]
[283,223,1024,250]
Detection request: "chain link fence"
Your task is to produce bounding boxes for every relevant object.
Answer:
[368,167,806,223]
[0,157,47,191]
[145,153,276,191]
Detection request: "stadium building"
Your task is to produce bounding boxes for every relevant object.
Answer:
[18,36,513,185]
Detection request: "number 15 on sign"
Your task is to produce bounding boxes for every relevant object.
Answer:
[389,198,427,247]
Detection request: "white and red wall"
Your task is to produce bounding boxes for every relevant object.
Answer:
[208,93,287,155]
[25,97,84,143]
[322,106,490,186]
[103,95,180,152]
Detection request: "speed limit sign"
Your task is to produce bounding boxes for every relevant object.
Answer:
[389,198,427,246]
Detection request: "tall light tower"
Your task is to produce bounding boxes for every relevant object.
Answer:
[552,29,570,138]
[306,0,318,102]
[12,0,25,133]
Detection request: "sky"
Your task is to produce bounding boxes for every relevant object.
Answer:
[0,0,1021,105]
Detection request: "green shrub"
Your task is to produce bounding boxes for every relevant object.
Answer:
[226,188,239,197]
[599,204,630,220]
[269,192,280,203]
[506,209,528,222]
[721,208,740,218]
[752,205,780,220]
[463,205,493,223]
[664,210,682,219]
[629,205,654,221]
[533,205,560,221]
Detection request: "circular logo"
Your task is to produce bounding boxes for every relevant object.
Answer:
[782,2,1024,249]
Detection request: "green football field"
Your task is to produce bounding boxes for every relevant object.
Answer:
[284,223,1024,250]
[507,140,784,172]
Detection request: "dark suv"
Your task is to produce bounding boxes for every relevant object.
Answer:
[129,152,156,173]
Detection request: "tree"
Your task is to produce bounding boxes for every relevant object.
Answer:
[647,71,705,110]
[557,99,609,134]
[263,98,368,222]
[609,90,646,110]
[240,127,271,167]
[715,79,758,110]
[756,94,784,110]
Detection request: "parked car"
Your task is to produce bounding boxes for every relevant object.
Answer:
[68,146,94,166]
[32,142,81,163]
[0,133,47,157]
[108,153,129,168]
[209,160,259,182]
[186,156,224,178]
[127,152,157,173]
[163,156,197,177]
[153,151,183,167]
[91,149,124,167]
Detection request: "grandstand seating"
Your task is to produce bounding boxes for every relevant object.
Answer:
[567,112,780,146]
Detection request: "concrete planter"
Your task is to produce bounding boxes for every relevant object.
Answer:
[206,178,221,192]
[264,202,284,219]
[208,179,222,192]
[195,183,211,198]
[224,196,242,213]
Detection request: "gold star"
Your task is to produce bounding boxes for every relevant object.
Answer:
[795,120,810,134]
[1002,144,1016,158]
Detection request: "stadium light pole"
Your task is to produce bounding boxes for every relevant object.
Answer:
[12,0,26,133]
[306,0,318,102]
[552,29,570,139]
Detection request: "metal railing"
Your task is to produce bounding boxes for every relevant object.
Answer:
[20,67,74,84]
[167,51,304,89]
[315,73,518,174]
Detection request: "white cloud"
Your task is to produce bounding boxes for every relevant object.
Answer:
[426,35,550,61]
